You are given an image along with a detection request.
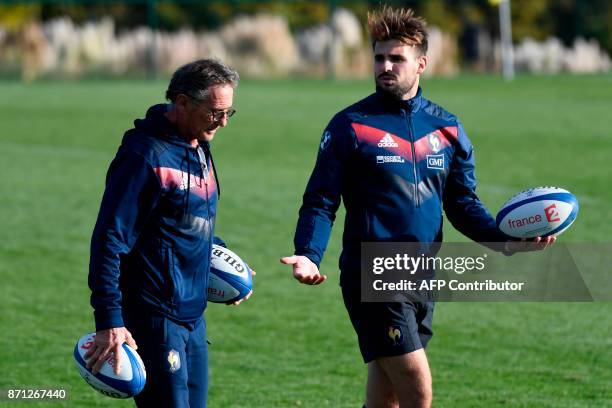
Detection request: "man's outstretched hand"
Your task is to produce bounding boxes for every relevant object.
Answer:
[280,255,327,285]
[505,236,556,254]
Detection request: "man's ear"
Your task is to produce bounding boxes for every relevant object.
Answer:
[165,95,190,123]
[416,55,428,75]
[175,94,190,110]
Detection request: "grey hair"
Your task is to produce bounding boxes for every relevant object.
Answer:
[165,58,239,103]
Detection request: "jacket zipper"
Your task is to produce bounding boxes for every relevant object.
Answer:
[197,146,211,218]
[407,110,420,207]
[203,154,210,219]
[200,149,213,301]
[165,245,177,306]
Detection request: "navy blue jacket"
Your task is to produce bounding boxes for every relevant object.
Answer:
[294,88,508,287]
[89,104,221,331]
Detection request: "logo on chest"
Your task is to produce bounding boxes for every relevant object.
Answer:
[426,154,445,170]
[428,132,442,153]
[377,133,399,148]
[376,155,405,164]
[178,172,190,190]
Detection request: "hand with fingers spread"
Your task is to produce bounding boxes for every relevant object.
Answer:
[280,255,327,285]
[84,327,138,375]
[504,235,556,255]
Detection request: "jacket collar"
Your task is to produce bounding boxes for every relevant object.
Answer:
[374,86,423,113]
[135,103,200,150]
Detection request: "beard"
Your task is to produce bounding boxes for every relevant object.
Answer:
[375,74,415,101]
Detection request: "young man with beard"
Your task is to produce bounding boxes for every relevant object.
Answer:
[86,59,250,407]
[282,6,553,408]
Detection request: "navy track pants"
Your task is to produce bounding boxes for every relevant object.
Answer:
[124,311,208,407]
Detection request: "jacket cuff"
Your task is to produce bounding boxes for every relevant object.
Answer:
[294,249,321,267]
[94,308,124,331]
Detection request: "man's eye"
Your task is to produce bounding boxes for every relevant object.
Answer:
[390,56,405,63]
[374,55,385,63]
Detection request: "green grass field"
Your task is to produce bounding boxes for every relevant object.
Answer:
[0,74,611,407]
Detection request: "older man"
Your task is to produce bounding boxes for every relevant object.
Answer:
[86,59,245,407]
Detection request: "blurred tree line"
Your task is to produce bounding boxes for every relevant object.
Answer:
[0,0,610,53]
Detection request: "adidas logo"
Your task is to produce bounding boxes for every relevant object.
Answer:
[378,134,398,148]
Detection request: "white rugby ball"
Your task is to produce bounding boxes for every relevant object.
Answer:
[74,333,146,398]
[208,244,253,303]
[496,186,579,239]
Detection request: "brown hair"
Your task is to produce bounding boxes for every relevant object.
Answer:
[166,58,239,103]
[367,5,428,55]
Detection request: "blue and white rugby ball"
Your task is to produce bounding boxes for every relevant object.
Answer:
[74,333,146,398]
[496,186,579,239]
[208,244,253,303]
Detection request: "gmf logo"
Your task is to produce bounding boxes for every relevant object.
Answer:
[426,154,444,170]
[388,326,403,345]
[544,203,561,222]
